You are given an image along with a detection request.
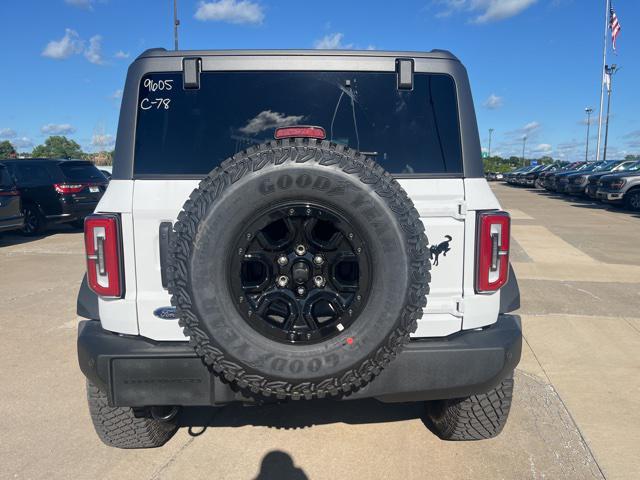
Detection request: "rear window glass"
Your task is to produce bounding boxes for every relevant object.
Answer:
[0,167,12,187]
[59,163,105,181]
[134,71,463,176]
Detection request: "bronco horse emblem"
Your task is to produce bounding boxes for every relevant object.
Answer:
[429,235,453,266]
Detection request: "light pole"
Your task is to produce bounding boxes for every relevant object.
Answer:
[173,0,180,50]
[584,107,593,162]
[603,64,619,162]
[521,135,527,167]
[488,128,494,158]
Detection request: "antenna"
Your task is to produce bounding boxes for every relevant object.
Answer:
[173,0,180,50]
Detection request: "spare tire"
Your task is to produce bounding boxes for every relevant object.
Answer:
[168,138,430,400]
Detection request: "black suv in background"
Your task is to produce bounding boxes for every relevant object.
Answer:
[0,163,24,233]
[3,159,107,234]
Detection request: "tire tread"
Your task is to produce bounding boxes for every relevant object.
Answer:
[86,382,177,449]
[426,374,514,441]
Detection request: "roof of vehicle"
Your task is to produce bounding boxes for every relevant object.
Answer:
[137,48,460,62]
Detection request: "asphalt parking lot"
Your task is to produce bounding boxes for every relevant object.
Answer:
[1,182,639,480]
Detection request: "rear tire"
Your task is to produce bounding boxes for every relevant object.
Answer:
[21,204,43,236]
[424,373,514,441]
[86,382,178,449]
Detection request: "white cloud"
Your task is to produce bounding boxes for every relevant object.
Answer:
[239,110,305,135]
[91,133,115,147]
[84,35,104,65]
[42,28,83,59]
[195,0,264,24]
[114,50,130,59]
[483,93,503,109]
[12,137,34,149]
[41,123,76,135]
[65,0,94,9]
[41,29,106,65]
[523,121,541,134]
[0,128,17,139]
[532,143,552,154]
[435,0,537,23]
[110,89,123,100]
[314,32,353,50]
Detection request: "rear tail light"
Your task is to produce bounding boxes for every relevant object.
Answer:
[274,126,326,140]
[0,189,19,196]
[84,214,123,298]
[476,211,510,293]
[54,183,85,194]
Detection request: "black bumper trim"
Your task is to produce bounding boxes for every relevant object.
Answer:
[77,315,522,407]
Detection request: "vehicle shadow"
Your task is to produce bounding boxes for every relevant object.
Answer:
[177,398,424,431]
[0,224,81,248]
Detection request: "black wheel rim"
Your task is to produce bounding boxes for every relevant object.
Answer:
[631,193,640,209]
[23,208,38,233]
[229,202,371,344]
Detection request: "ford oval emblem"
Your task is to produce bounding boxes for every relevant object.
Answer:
[153,306,177,320]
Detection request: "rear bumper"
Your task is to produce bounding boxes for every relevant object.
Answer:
[77,315,522,407]
[46,198,99,222]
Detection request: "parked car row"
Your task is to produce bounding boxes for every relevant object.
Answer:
[0,158,108,235]
[501,160,640,211]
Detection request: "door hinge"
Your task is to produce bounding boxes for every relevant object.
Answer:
[457,202,468,218]
[455,298,465,315]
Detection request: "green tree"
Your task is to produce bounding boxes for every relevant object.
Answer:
[32,136,83,159]
[0,140,16,159]
[624,154,640,162]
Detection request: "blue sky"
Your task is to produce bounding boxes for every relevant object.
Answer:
[1,0,638,160]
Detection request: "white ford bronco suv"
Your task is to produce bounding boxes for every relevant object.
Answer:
[77,48,521,449]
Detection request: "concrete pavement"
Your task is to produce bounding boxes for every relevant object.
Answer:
[1,182,638,479]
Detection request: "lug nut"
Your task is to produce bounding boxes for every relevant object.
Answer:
[313,255,324,265]
[295,244,306,256]
[297,286,306,296]
[313,275,325,288]
[276,275,289,287]
[277,255,288,266]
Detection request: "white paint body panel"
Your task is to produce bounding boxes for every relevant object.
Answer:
[94,181,139,335]
[96,177,504,341]
[398,179,465,338]
[461,178,502,330]
[133,180,199,340]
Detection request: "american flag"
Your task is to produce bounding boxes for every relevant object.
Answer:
[610,4,622,51]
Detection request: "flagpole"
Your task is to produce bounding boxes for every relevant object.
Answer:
[595,0,610,161]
